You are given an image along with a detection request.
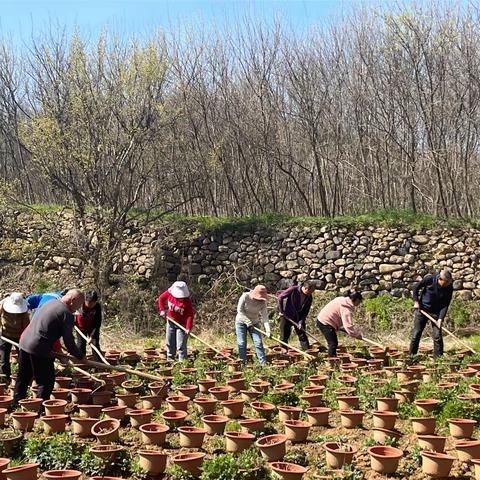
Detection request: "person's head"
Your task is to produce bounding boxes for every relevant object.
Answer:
[301,280,316,296]
[62,289,85,313]
[438,270,453,288]
[168,281,190,299]
[84,290,99,309]
[249,285,268,301]
[2,292,28,315]
[344,289,363,306]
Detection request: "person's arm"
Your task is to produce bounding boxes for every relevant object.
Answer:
[277,287,294,317]
[340,306,362,339]
[61,313,85,359]
[26,294,42,310]
[237,293,252,326]
[260,303,271,337]
[299,296,313,322]
[185,299,194,332]
[438,287,453,322]
[158,291,169,317]
[92,305,102,338]
[412,275,432,307]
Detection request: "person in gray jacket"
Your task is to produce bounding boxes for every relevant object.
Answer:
[13,289,86,405]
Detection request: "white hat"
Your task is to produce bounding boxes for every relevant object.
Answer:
[168,281,190,299]
[2,292,28,314]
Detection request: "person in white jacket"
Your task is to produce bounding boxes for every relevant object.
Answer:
[235,285,271,365]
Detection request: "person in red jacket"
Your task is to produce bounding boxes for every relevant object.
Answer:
[158,281,195,361]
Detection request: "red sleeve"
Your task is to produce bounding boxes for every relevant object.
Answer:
[185,298,195,330]
[158,291,169,313]
[53,339,62,352]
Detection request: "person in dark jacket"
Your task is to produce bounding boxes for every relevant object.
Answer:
[13,289,86,405]
[409,270,453,357]
[0,293,30,383]
[277,281,316,350]
[75,290,102,362]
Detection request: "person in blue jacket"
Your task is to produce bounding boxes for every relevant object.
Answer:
[26,289,69,319]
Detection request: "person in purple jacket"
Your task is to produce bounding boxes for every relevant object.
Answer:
[277,280,316,351]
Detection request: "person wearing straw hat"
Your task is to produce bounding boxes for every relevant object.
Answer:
[158,281,195,361]
[0,293,30,383]
[235,285,271,365]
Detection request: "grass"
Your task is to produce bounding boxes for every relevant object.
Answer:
[21,205,480,230]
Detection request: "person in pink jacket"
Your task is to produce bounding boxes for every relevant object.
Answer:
[316,290,363,357]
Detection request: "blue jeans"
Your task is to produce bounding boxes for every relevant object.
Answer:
[235,322,267,364]
[166,321,188,360]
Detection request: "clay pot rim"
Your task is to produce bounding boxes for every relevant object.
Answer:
[172,452,206,461]
[305,407,331,413]
[239,418,266,424]
[278,406,302,411]
[11,411,37,417]
[368,446,403,458]
[372,427,403,438]
[283,420,311,427]
[323,441,358,453]
[220,399,244,405]
[161,410,188,418]
[201,415,229,422]
[43,400,68,406]
[251,401,275,409]
[41,414,69,420]
[338,409,365,415]
[415,399,440,404]
[102,406,127,412]
[0,458,9,466]
[255,434,288,447]
[418,435,447,440]
[19,398,42,404]
[421,451,455,460]
[90,445,125,452]
[92,418,120,435]
[137,449,168,457]
[139,422,169,433]
[178,426,207,434]
[373,411,398,417]
[208,386,230,392]
[448,418,477,424]
[455,439,480,447]
[194,398,217,403]
[3,463,39,472]
[225,431,255,439]
[270,462,308,473]
[42,469,82,477]
[128,409,154,415]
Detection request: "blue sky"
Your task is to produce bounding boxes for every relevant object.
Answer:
[0,0,389,44]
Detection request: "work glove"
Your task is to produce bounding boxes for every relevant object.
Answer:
[414,301,420,310]
[244,319,253,328]
[264,325,272,338]
[159,311,166,318]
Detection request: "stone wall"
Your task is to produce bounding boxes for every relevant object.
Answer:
[1,210,479,298]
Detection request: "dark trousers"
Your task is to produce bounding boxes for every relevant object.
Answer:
[317,321,339,357]
[409,310,443,357]
[279,316,310,350]
[0,337,19,381]
[75,332,102,362]
[14,350,55,404]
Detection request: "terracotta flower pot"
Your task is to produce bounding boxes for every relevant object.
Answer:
[299,393,323,407]
[78,405,103,418]
[55,377,72,389]
[198,379,216,393]
[41,414,68,434]
[116,393,138,408]
[250,381,271,394]
[278,406,302,422]
[415,399,440,415]
[43,470,82,479]
[225,431,255,453]
[373,411,398,430]
[3,463,38,480]
[473,459,480,480]
[448,418,477,439]
[140,395,163,410]
[372,428,402,445]
[121,380,143,394]
[208,386,230,401]
[0,458,9,480]
[393,389,415,403]
[305,407,330,427]
[240,390,261,402]
[337,396,359,410]
[417,435,447,453]
[89,445,125,461]
[283,420,311,443]
[166,395,190,412]
[92,418,120,444]
[275,383,295,392]
[71,417,97,437]
[421,451,455,478]
[171,452,206,477]
[19,398,43,412]
[43,399,67,415]
[202,414,229,435]
[376,397,398,412]
[148,381,169,398]
[339,409,364,429]
[139,422,169,445]
[221,399,244,419]
[51,389,70,401]
[128,408,153,429]
[309,374,329,386]
[227,378,246,393]
[0,408,6,427]
[0,397,12,410]
[255,434,287,461]
[455,439,480,462]
[251,401,276,420]
[161,409,188,427]
[368,446,403,474]
[91,390,112,406]
[239,417,267,433]
[270,462,308,480]
[102,405,127,420]
[411,416,436,435]
[193,397,218,415]
[178,426,207,448]
[324,442,358,468]
[177,384,198,400]
[70,388,92,404]
[11,411,36,431]
[138,449,168,475]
